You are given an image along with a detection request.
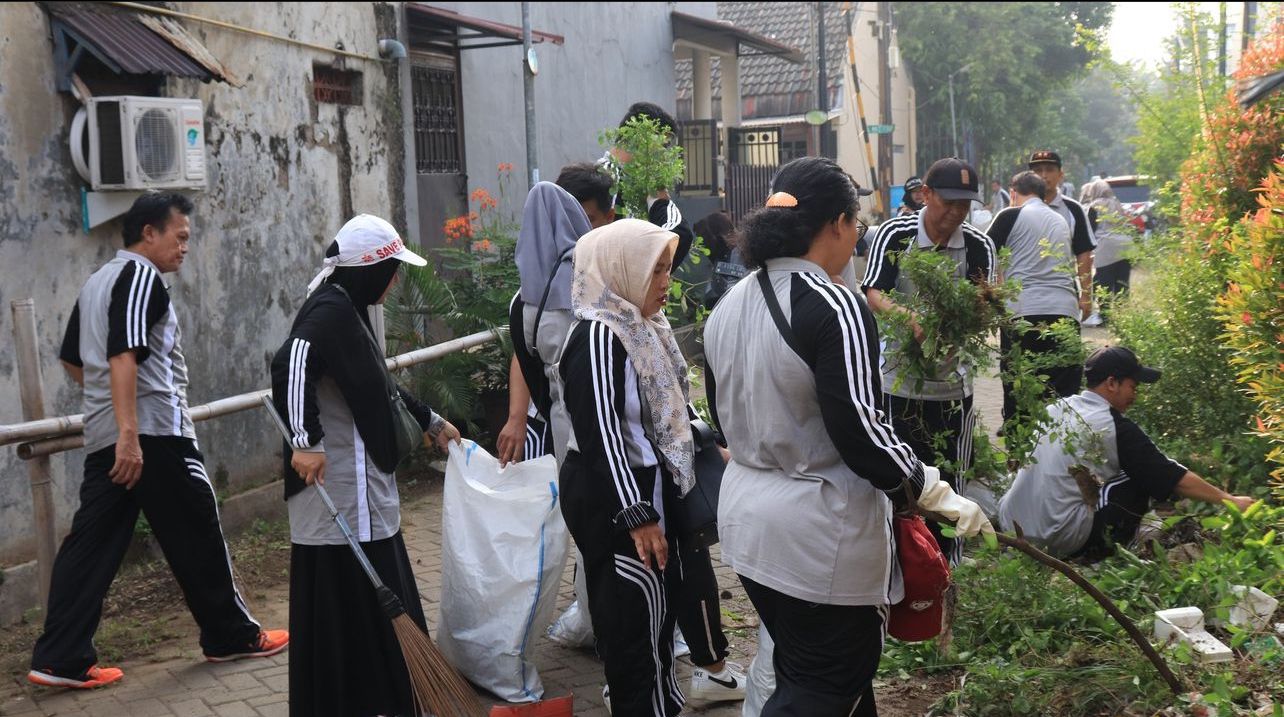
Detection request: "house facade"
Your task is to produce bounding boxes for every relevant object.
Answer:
[0,1,717,623]
[676,1,918,220]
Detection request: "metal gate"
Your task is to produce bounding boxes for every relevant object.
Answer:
[724,127,782,222]
[676,119,719,195]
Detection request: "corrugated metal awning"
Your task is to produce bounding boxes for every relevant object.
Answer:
[407,4,564,50]
[44,3,238,87]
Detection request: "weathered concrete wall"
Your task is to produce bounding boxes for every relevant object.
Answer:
[427,1,716,214]
[0,2,403,574]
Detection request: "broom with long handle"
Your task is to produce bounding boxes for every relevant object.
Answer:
[260,396,486,717]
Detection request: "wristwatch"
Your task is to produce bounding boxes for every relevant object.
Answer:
[426,412,446,439]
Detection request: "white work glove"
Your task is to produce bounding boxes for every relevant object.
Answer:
[915,466,995,539]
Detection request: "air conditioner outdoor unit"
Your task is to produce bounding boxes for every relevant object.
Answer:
[72,96,207,191]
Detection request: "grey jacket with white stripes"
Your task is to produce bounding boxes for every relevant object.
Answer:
[59,250,196,453]
[704,258,927,606]
[270,284,441,545]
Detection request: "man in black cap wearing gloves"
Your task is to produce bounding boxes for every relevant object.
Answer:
[999,346,1257,560]
[861,157,997,564]
[1028,150,1096,321]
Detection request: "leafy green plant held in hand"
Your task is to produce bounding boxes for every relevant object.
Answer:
[600,115,710,343]
[879,247,1088,481]
[880,249,1015,393]
[599,116,685,220]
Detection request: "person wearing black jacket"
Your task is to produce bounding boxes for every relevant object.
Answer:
[558,218,700,716]
[270,214,459,717]
[704,158,991,716]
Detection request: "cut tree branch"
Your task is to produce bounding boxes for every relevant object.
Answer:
[900,478,1184,695]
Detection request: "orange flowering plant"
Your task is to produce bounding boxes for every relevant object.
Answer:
[388,164,519,424]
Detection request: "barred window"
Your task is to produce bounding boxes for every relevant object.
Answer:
[411,65,462,174]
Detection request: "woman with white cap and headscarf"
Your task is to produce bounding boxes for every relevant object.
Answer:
[558,218,698,717]
[269,214,460,717]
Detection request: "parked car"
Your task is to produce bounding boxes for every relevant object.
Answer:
[1100,175,1154,234]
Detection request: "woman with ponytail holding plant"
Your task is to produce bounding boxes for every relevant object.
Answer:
[703,158,993,716]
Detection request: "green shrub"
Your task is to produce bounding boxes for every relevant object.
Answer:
[882,501,1284,715]
[1216,163,1284,490]
[1109,234,1268,494]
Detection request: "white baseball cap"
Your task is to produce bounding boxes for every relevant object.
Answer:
[307,214,426,294]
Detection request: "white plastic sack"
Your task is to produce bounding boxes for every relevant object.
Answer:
[742,622,776,717]
[438,441,570,702]
[546,547,596,648]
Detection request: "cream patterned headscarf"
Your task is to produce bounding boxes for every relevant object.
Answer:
[571,218,696,496]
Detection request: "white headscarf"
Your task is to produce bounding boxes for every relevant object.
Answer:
[1079,179,1125,217]
[572,218,695,496]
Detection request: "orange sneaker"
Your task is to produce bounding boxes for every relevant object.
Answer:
[204,629,289,663]
[28,664,124,689]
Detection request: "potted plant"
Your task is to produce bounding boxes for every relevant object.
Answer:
[599,116,711,358]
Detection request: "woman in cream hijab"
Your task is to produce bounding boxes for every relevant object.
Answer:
[557,218,696,716]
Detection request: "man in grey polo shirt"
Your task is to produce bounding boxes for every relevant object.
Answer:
[31,193,285,691]
[987,170,1090,428]
[862,157,997,564]
[1028,150,1096,320]
[999,347,1255,559]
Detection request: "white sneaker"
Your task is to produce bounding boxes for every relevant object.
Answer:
[1083,312,1104,327]
[689,661,746,702]
[673,626,691,659]
[602,684,612,715]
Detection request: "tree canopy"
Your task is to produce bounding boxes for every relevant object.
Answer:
[894,2,1114,182]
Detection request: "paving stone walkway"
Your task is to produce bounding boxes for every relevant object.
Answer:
[0,471,754,717]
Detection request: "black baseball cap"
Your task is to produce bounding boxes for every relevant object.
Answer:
[1084,346,1162,385]
[1029,150,1062,168]
[904,176,924,193]
[923,158,981,202]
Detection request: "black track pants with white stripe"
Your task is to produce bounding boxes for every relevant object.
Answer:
[32,436,261,676]
[887,394,975,566]
[560,452,684,717]
[740,576,883,717]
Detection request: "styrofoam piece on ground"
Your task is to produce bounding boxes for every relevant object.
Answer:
[1229,585,1279,631]
[1154,607,1233,663]
[1155,607,1205,634]
[1186,628,1234,663]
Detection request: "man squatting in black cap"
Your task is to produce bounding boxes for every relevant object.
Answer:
[999,346,1256,560]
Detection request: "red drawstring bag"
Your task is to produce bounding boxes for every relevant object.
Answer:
[888,514,951,642]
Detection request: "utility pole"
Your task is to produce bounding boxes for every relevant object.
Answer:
[817,2,828,158]
[949,73,959,158]
[876,1,893,219]
[1243,2,1257,54]
[521,2,538,188]
[1219,2,1228,77]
